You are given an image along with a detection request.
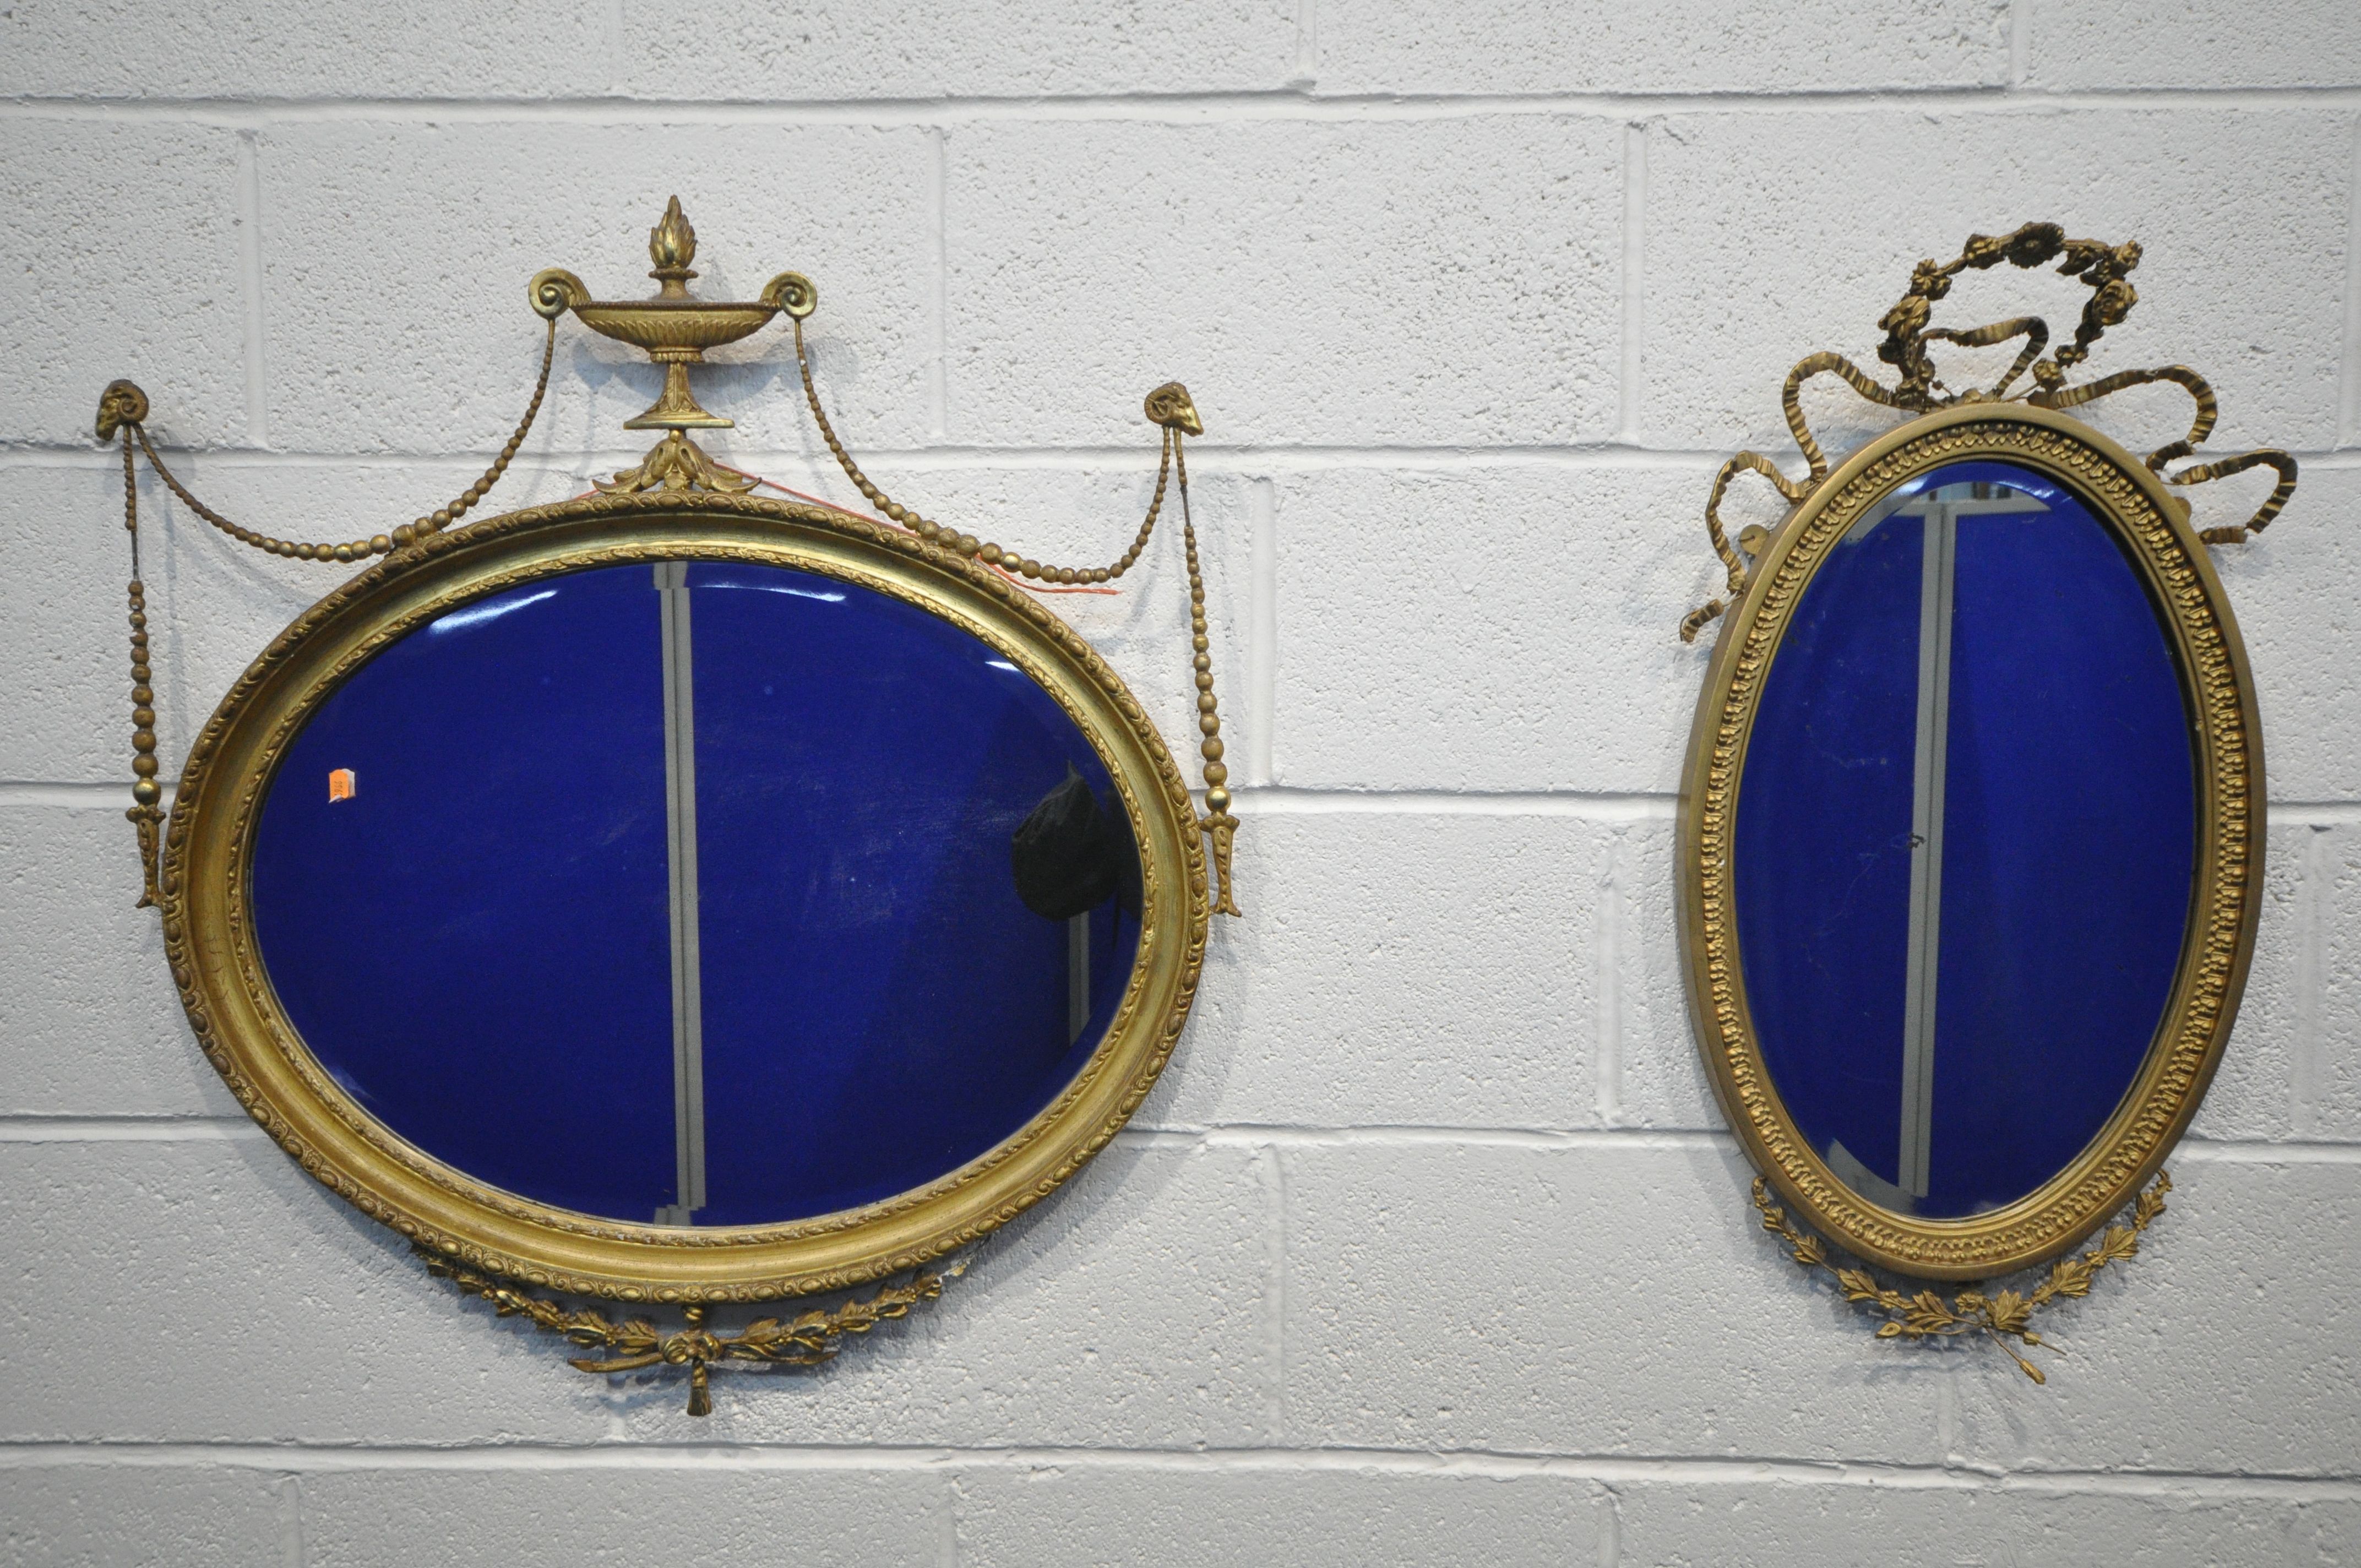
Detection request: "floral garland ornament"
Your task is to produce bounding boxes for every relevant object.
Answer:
[1680,220,2295,643]
[422,1248,965,1415]
[1752,1173,2170,1383]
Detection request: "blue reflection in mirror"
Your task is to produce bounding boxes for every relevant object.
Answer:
[1735,460,2195,1218]
[252,561,1141,1227]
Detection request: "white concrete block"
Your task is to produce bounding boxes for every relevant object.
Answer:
[2215,467,2361,808]
[1641,111,2352,455]
[2026,0,2361,89]
[1281,1139,1953,1462]
[0,119,250,450]
[254,123,938,455]
[1950,1158,2361,1474]
[1138,808,1606,1130]
[1268,462,1714,793]
[1315,0,2009,94]
[0,804,241,1117]
[629,1137,1273,1448]
[2188,819,2304,1142]
[2315,823,2361,1137]
[0,1135,1272,1449]
[956,1467,1604,1567]
[1613,812,1722,1131]
[1616,1482,2360,1568]
[0,461,178,786]
[0,1,611,99]
[301,1469,943,1566]
[618,1,1299,99]
[0,1466,291,1567]
[944,118,1623,448]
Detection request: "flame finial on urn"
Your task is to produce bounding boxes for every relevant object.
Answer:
[648,195,698,296]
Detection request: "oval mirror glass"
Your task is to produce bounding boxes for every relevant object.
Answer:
[246,558,1144,1229]
[1733,458,2195,1218]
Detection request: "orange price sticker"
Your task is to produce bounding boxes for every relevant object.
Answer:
[328,767,356,802]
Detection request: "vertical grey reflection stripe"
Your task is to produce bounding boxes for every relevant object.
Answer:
[1898,502,1957,1202]
[1883,487,2049,1205]
[1067,913,1090,1045]
[654,562,707,1226]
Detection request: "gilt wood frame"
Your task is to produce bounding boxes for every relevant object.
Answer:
[1677,401,2262,1281]
[162,488,1209,1303]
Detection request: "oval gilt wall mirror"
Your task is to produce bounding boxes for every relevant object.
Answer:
[97,200,1234,1412]
[1675,226,2297,1372]
[172,494,1201,1297]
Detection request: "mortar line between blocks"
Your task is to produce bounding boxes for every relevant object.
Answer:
[0,782,179,808]
[1237,788,1676,820]
[234,131,269,449]
[2008,0,2032,89]
[928,125,949,442]
[12,444,2361,475]
[1246,478,1279,787]
[2341,113,2361,447]
[9,1117,2358,1161]
[0,442,1741,472]
[935,1473,958,1568]
[1259,1142,1287,1441]
[4,1444,2358,1498]
[601,0,625,96]
[1290,0,1316,89]
[9,86,2361,124]
[1594,832,1625,1125]
[1616,122,1646,443]
[273,1473,303,1568]
[2294,825,2333,1136]
[1596,1485,1623,1568]
[12,784,2361,825]
[0,1117,264,1142]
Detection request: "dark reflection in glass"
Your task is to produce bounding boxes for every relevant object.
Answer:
[1735,460,2195,1218]
[252,561,1142,1227]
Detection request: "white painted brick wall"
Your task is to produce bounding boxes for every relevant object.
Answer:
[2,4,2355,1563]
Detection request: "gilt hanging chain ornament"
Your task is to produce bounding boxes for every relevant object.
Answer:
[105,196,1241,923]
[95,198,1236,1415]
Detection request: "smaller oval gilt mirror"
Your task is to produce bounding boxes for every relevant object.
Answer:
[1676,226,2297,1371]
[1737,453,2194,1227]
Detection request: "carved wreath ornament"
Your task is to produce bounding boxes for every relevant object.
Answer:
[423,1248,964,1415]
[1681,221,2295,643]
[1753,1174,2170,1383]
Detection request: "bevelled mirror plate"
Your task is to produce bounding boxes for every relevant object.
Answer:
[1679,404,2261,1281]
[166,491,1207,1302]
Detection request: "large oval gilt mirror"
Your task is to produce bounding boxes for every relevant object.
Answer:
[1675,228,2296,1340]
[172,493,1204,1299]
[98,203,1236,1411]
